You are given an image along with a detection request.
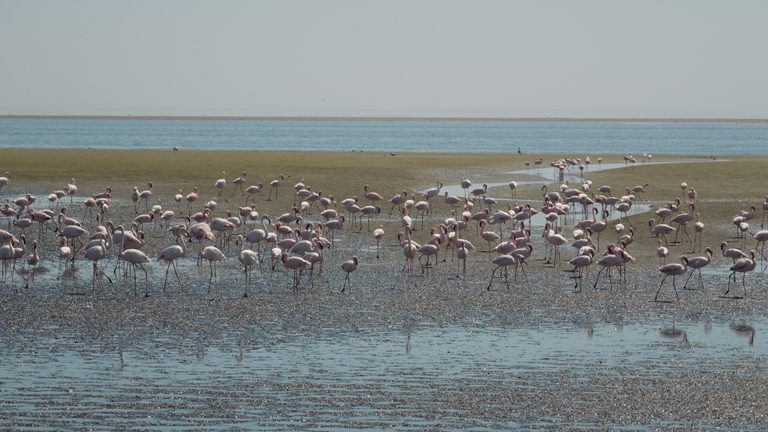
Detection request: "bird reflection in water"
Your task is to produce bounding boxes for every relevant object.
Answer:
[660,322,690,347]
[730,323,755,346]
[405,333,412,355]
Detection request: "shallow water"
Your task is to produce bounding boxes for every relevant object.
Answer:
[2,117,768,155]
[0,320,764,430]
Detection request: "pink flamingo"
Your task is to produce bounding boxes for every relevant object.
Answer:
[655,256,688,302]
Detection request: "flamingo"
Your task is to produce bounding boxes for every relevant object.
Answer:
[136,182,153,214]
[302,241,324,286]
[683,247,713,290]
[655,256,688,302]
[589,208,609,248]
[0,172,8,193]
[267,175,285,201]
[692,214,705,252]
[762,196,768,228]
[509,181,517,199]
[443,191,462,211]
[423,181,443,212]
[202,245,226,285]
[245,183,264,202]
[57,225,89,259]
[231,171,246,196]
[157,233,187,293]
[236,235,261,297]
[456,241,470,277]
[670,203,695,245]
[469,184,487,200]
[656,239,669,266]
[543,223,567,266]
[117,231,151,296]
[214,171,226,195]
[592,245,626,290]
[57,237,73,277]
[413,200,429,230]
[341,256,358,292]
[648,218,675,246]
[363,184,384,206]
[753,229,768,274]
[388,191,408,217]
[460,178,472,199]
[398,228,420,274]
[324,215,345,244]
[487,254,525,290]
[417,237,441,273]
[24,240,39,289]
[565,249,594,292]
[185,187,199,215]
[281,252,310,290]
[360,205,381,231]
[245,215,272,256]
[721,241,747,263]
[479,220,500,253]
[724,251,756,299]
[0,240,14,288]
[83,239,112,292]
[373,225,385,259]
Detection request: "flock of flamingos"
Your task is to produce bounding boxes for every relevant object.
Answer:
[0,160,766,301]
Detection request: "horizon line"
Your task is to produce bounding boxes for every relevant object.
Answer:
[1,114,767,123]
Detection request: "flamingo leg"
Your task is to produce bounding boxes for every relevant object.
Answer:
[655,274,668,301]
[672,275,679,301]
[723,272,733,297]
[487,266,500,290]
[342,273,350,292]
[682,270,696,290]
[593,266,605,290]
[140,263,149,297]
[243,267,249,298]
[163,261,172,292]
[743,273,748,298]
[171,260,182,288]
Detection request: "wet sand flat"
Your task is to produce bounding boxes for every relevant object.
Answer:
[2,150,768,429]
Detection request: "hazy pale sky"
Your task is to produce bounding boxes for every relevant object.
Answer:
[1,0,766,117]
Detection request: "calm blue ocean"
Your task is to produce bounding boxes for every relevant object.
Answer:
[1,118,766,155]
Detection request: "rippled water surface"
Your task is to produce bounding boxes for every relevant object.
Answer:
[1,319,765,430]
